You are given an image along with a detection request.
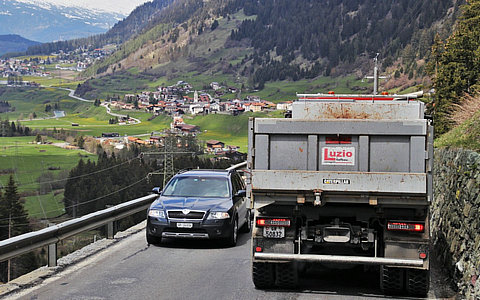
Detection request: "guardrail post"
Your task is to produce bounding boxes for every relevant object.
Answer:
[107,221,115,239]
[48,243,57,267]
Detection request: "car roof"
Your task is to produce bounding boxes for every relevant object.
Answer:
[176,169,231,177]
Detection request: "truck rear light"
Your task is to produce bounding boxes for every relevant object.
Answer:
[419,252,427,259]
[326,136,352,144]
[256,218,291,227]
[255,246,263,252]
[387,222,424,232]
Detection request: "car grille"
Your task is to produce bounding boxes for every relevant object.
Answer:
[167,210,205,220]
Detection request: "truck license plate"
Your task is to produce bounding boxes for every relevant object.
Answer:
[177,223,193,228]
[263,226,285,238]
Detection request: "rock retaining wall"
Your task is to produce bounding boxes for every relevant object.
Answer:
[433,148,480,299]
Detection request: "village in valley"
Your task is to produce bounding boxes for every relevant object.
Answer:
[94,79,293,159]
[0,46,114,81]
[0,47,293,159]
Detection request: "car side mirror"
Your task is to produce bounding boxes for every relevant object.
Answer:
[234,189,246,197]
[152,187,162,194]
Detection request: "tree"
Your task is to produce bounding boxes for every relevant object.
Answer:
[211,20,219,31]
[429,0,480,135]
[35,134,42,143]
[0,176,35,282]
[76,136,85,149]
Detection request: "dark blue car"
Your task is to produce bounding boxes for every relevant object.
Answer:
[146,169,251,246]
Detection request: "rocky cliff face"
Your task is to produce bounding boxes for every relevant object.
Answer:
[433,148,480,298]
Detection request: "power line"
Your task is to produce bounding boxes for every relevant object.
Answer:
[2,156,140,188]
[0,174,151,223]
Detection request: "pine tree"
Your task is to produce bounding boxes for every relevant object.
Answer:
[0,175,35,282]
[430,0,480,135]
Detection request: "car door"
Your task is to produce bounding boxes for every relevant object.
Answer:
[231,173,247,228]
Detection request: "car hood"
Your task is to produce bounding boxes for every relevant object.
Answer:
[150,196,233,212]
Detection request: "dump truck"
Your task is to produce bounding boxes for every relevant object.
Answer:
[247,91,433,296]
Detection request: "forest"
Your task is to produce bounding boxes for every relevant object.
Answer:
[229,0,460,86]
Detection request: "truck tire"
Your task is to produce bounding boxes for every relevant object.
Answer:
[406,269,429,297]
[252,262,275,289]
[146,232,161,245]
[240,209,252,233]
[380,266,404,295]
[275,262,298,289]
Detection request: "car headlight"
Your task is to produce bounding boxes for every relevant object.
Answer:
[207,212,230,219]
[148,209,166,218]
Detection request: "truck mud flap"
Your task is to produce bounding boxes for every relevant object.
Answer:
[254,253,425,268]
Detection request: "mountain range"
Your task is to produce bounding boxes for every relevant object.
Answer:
[0,0,149,42]
[0,34,40,56]
[77,0,461,89]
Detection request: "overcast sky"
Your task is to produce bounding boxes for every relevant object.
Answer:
[14,0,152,15]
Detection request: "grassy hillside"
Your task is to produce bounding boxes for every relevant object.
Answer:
[188,110,283,151]
[0,86,90,120]
[0,136,97,219]
[435,111,480,151]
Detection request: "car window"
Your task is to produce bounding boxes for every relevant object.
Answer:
[162,176,230,198]
[231,175,239,194]
[236,173,246,190]
[232,173,245,193]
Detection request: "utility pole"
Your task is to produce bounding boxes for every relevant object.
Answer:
[364,53,388,95]
[7,213,11,282]
[143,133,195,187]
[162,134,175,187]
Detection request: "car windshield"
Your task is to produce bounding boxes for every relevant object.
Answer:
[162,176,230,198]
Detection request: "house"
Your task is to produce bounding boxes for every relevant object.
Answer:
[210,102,220,112]
[277,101,293,111]
[189,104,204,115]
[199,94,210,102]
[174,124,200,135]
[250,102,265,112]
[210,82,221,90]
[206,140,225,153]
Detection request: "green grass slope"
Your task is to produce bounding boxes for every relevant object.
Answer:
[435,111,480,151]
[0,86,90,120]
[0,136,97,219]
[188,110,283,151]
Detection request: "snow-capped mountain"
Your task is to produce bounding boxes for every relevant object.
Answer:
[13,0,150,16]
[0,0,150,42]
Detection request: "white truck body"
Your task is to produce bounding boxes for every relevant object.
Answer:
[248,92,433,296]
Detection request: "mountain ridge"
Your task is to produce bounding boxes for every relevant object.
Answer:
[0,34,40,56]
[81,0,461,91]
[0,0,127,42]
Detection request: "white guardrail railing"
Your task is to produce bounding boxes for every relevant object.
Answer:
[0,162,248,269]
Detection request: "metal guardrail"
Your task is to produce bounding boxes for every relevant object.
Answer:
[0,194,157,267]
[0,162,248,271]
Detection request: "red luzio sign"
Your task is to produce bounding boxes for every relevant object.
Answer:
[322,147,355,165]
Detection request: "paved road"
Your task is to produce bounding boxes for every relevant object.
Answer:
[9,227,454,300]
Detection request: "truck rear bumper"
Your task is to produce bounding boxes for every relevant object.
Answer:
[254,252,425,267]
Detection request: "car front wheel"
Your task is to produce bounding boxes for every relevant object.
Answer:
[146,232,162,245]
[240,209,251,233]
[226,217,238,247]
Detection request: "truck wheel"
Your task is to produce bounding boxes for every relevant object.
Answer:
[252,262,275,289]
[240,209,251,233]
[146,232,161,245]
[275,262,298,289]
[406,269,429,297]
[380,266,404,295]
